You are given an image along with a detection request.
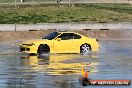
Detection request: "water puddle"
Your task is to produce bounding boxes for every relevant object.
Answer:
[0,40,131,88]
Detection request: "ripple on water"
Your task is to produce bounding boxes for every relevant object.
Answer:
[0,40,131,88]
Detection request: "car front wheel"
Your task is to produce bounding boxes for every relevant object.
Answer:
[37,44,50,54]
[80,44,91,53]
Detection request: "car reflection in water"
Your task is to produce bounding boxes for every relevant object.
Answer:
[9,54,99,88]
[20,54,99,75]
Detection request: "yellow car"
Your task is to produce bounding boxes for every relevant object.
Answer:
[20,31,99,54]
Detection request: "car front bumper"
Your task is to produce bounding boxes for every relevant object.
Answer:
[20,45,38,54]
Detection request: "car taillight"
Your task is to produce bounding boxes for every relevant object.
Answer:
[96,39,99,42]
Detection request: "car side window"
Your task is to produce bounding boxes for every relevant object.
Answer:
[58,33,74,40]
[73,34,81,39]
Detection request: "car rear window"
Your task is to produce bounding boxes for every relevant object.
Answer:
[42,32,60,40]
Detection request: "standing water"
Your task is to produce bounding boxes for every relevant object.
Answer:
[0,40,131,88]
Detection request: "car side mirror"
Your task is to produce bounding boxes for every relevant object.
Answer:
[56,38,61,41]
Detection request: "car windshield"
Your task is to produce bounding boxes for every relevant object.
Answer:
[42,32,60,40]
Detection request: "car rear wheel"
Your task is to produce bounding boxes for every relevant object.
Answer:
[37,44,50,54]
[80,44,91,53]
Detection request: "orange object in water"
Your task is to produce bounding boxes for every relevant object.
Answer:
[82,68,85,77]
[85,71,88,78]
[82,68,88,78]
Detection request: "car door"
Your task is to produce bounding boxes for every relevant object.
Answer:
[72,33,82,53]
[53,33,74,53]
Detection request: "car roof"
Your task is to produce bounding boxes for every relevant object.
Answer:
[55,31,87,38]
[58,31,78,34]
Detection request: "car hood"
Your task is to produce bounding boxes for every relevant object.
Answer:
[21,39,50,45]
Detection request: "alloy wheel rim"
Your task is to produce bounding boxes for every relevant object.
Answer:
[81,44,90,53]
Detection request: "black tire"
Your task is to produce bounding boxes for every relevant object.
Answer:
[37,44,50,54]
[81,77,91,86]
[80,44,91,53]
[29,53,37,56]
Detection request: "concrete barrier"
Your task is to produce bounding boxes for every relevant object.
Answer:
[0,23,132,31]
[0,23,131,41]
[0,24,15,31]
